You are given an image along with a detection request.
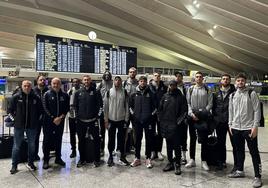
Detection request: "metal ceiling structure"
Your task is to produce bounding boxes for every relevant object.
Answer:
[0,0,267,77]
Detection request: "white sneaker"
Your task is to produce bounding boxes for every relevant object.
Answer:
[185,159,196,168]
[201,161,210,171]
[157,152,164,161]
[145,159,153,169]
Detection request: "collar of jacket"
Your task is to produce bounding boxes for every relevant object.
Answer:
[136,85,150,94]
[167,88,180,95]
[82,85,95,92]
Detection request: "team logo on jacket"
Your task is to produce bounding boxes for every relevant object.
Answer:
[90,91,94,95]
[60,96,65,101]
[146,93,150,97]
[33,99,37,104]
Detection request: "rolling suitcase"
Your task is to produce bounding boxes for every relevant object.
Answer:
[0,115,14,159]
[84,127,95,163]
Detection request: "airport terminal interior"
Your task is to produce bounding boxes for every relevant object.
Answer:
[0,0,268,187]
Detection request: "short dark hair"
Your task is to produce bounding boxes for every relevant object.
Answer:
[221,74,231,79]
[235,73,247,80]
[195,71,203,76]
[36,75,46,81]
[138,76,147,82]
[174,71,183,77]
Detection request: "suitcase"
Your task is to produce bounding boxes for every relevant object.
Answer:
[125,128,135,153]
[206,132,219,166]
[19,138,28,163]
[84,127,95,163]
[0,115,14,159]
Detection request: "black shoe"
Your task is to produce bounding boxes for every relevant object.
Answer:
[163,162,174,172]
[216,162,224,171]
[107,156,114,167]
[70,150,76,158]
[230,166,237,174]
[223,162,227,169]
[181,158,187,165]
[77,160,86,168]
[119,157,130,166]
[28,163,37,171]
[94,161,101,168]
[34,155,40,161]
[174,163,181,175]
[43,161,49,169]
[55,158,66,167]
[10,166,18,174]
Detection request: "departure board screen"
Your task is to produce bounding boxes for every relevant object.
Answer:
[36,34,137,74]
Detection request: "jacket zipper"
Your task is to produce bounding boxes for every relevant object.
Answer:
[56,92,59,117]
[25,94,28,129]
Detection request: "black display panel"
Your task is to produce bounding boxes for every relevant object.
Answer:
[36,34,137,74]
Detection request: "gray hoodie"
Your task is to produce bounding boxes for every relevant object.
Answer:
[228,87,261,130]
[186,85,213,116]
[103,84,129,122]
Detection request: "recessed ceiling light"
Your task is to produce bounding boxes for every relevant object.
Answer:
[213,25,218,29]
[193,0,198,5]
[196,3,200,8]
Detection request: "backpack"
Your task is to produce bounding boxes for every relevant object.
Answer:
[231,89,265,127]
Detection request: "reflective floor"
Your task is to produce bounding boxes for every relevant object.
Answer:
[0,126,267,188]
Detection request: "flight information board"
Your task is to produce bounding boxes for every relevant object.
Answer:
[36,34,137,74]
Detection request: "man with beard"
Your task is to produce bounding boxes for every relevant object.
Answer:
[33,75,49,160]
[42,78,69,169]
[68,78,80,158]
[174,72,188,165]
[228,73,262,188]
[158,80,187,175]
[129,76,157,168]
[124,67,139,152]
[149,72,167,161]
[212,74,236,170]
[9,80,42,174]
[97,70,113,156]
[74,75,103,168]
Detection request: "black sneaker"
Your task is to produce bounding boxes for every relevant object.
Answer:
[94,161,101,168]
[216,162,223,171]
[34,155,40,161]
[70,150,76,158]
[181,158,187,165]
[55,158,66,167]
[10,166,18,174]
[119,157,130,166]
[228,170,245,178]
[77,160,86,168]
[107,156,114,167]
[28,163,37,171]
[174,163,181,175]
[43,161,49,169]
[163,162,174,172]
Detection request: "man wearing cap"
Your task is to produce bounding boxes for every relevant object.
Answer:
[158,80,187,175]
[129,76,157,168]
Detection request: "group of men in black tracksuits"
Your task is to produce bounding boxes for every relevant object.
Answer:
[7,70,263,188]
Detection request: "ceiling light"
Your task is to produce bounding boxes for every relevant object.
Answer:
[193,0,198,5]
[195,3,200,8]
[0,52,3,57]
[213,25,218,29]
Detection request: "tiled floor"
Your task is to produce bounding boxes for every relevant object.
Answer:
[0,126,267,188]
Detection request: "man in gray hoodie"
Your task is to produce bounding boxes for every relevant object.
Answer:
[104,76,129,166]
[228,73,262,188]
[185,71,213,171]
